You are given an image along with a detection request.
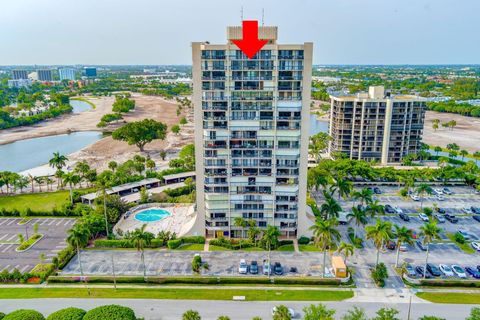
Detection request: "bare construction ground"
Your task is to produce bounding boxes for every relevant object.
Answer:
[423,111,480,153]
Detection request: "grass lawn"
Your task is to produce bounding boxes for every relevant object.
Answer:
[299,244,321,252]
[276,244,295,252]
[417,292,480,304]
[209,245,231,251]
[446,234,476,254]
[176,243,205,251]
[0,190,70,212]
[0,287,353,301]
[241,247,264,251]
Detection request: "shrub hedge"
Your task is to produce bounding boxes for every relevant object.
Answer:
[82,305,136,320]
[419,279,480,288]
[94,239,165,248]
[46,308,86,320]
[3,310,45,320]
[167,236,205,249]
[298,236,311,245]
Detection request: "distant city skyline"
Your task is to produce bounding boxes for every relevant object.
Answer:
[1,0,478,65]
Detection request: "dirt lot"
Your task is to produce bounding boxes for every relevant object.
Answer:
[423,111,480,153]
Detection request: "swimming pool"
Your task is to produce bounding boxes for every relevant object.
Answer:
[134,208,171,222]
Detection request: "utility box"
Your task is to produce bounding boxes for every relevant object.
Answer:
[332,256,347,278]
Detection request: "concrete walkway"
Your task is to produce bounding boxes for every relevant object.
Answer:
[204,239,210,252]
[292,239,300,252]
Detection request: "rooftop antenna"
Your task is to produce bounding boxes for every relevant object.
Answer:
[261,8,264,26]
[240,6,243,21]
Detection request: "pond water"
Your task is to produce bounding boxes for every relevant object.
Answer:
[0,131,103,173]
[309,114,329,135]
[70,100,92,113]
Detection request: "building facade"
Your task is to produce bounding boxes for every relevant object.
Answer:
[59,68,76,81]
[328,86,427,165]
[192,25,313,239]
[84,67,97,77]
[12,70,28,80]
[37,69,53,82]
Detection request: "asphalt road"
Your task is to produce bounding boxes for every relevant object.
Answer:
[0,298,475,320]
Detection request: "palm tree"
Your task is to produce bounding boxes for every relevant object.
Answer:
[49,152,68,188]
[352,187,373,206]
[233,217,247,239]
[15,176,29,193]
[309,218,341,278]
[347,206,367,239]
[95,171,113,237]
[247,220,260,246]
[182,310,201,320]
[337,241,355,266]
[66,224,90,292]
[393,225,414,268]
[130,224,154,278]
[460,150,469,161]
[320,195,342,219]
[62,172,81,204]
[54,169,64,190]
[335,178,352,201]
[34,176,44,192]
[74,160,91,187]
[415,183,433,209]
[272,305,292,320]
[419,222,441,279]
[365,219,393,266]
[262,225,280,277]
[27,174,36,193]
[365,200,384,218]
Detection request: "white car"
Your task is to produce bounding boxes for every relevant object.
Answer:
[452,265,467,278]
[399,243,408,252]
[462,207,474,214]
[238,259,248,274]
[471,242,480,251]
[394,206,403,214]
[410,194,420,201]
[433,188,444,195]
[442,187,453,195]
[439,264,454,277]
[435,194,445,201]
[418,213,429,222]
[272,307,296,317]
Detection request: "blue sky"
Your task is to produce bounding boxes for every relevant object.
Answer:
[1,0,478,65]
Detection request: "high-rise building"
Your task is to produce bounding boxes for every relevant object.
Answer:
[192,24,313,239]
[84,67,97,77]
[328,86,427,164]
[59,68,76,81]
[12,70,28,80]
[37,69,53,82]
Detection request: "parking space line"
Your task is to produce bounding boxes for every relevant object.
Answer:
[20,265,30,273]
[0,219,9,226]
[2,244,13,252]
[2,265,10,272]
[6,219,17,226]
[48,220,56,226]
[6,235,17,241]
[0,234,8,241]
[56,219,64,226]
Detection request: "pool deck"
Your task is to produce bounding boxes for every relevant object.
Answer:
[114,204,196,237]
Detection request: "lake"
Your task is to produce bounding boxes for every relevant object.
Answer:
[309,114,329,135]
[70,99,92,113]
[0,131,103,173]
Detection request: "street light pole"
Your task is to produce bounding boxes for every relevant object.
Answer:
[111,253,116,289]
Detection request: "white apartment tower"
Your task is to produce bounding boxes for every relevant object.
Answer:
[192,24,313,239]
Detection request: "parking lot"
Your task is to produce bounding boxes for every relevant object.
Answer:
[62,250,331,277]
[0,217,76,273]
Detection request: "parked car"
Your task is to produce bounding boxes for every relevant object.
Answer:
[399,212,410,221]
[471,207,480,214]
[374,187,382,194]
[272,307,296,317]
[465,267,480,279]
[273,262,284,275]
[471,242,480,251]
[434,214,446,223]
[405,264,416,277]
[263,262,272,275]
[410,194,420,201]
[415,266,432,278]
[419,213,429,222]
[386,240,396,250]
[452,265,467,278]
[435,194,445,201]
[399,243,408,252]
[458,229,471,241]
[427,263,442,277]
[411,230,418,239]
[473,215,480,223]
[435,207,446,214]
[416,240,427,251]
[394,206,403,214]
[433,188,444,195]
[462,207,474,214]
[439,264,454,277]
[385,204,395,214]
[249,261,258,274]
[445,214,458,223]
[442,187,453,195]
[238,259,248,274]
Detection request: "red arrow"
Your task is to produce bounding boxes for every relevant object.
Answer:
[231,20,268,59]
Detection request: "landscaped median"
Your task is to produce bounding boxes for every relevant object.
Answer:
[16,233,43,252]
[417,292,480,304]
[0,287,354,301]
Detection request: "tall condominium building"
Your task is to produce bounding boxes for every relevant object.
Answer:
[328,86,426,165]
[37,69,53,82]
[59,68,76,81]
[84,67,97,77]
[12,70,28,80]
[192,24,313,239]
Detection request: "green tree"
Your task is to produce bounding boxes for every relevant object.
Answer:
[171,124,180,135]
[434,146,442,156]
[415,183,433,208]
[303,303,335,320]
[320,193,342,219]
[337,241,355,266]
[365,219,393,266]
[112,119,167,151]
[233,217,247,239]
[62,172,81,204]
[49,152,68,188]
[108,161,118,172]
[371,307,400,320]
[393,225,414,268]
[419,222,441,279]
[160,150,167,161]
[179,144,195,170]
[66,224,90,292]
[94,171,113,237]
[272,305,291,320]
[130,224,154,278]
[182,310,201,320]
[365,200,384,218]
[466,307,480,320]
[217,317,230,320]
[139,187,149,204]
[146,159,156,171]
[352,187,373,206]
[310,218,341,278]
[335,178,352,200]
[347,206,367,239]
[341,307,367,320]
[460,149,469,161]
[180,117,187,125]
